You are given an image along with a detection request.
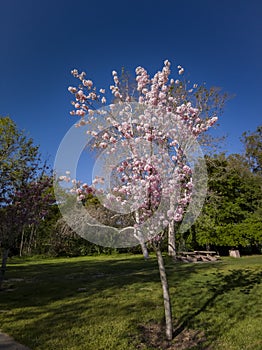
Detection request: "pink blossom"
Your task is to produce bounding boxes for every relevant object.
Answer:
[76,109,85,117]
[174,213,183,222]
[83,79,93,88]
[99,142,107,148]
[163,220,169,227]
[68,86,77,93]
[67,60,219,236]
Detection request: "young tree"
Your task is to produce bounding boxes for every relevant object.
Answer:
[57,60,219,340]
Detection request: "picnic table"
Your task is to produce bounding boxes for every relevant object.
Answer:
[176,250,220,262]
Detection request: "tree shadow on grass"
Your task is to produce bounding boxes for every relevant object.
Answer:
[2,257,261,349]
[1,256,215,308]
[0,257,221,349]
[173,268,262,345]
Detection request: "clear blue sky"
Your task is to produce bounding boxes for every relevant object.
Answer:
[0,0,261,180]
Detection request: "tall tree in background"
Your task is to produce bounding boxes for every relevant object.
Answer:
[166,83,228,257]
[242,125,262,173]
[0,117,53,288]
[193,152,262,250]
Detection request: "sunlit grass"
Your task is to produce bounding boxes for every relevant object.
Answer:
[0,254,261,349]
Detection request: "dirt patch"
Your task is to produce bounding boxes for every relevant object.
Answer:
[136,322,211,350]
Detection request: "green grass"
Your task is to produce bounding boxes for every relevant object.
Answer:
[0,254,261,349]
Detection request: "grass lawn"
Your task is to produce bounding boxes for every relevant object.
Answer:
[0,254,261,349]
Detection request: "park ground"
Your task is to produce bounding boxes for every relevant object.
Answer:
[0,254,261,350]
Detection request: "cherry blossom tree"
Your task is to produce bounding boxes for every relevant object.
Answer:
[58,60,219,340]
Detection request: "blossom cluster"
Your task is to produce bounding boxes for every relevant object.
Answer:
[66,60,218,238]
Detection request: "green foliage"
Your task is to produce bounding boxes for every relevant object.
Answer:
[0,116,40,208]
[242,125,262,173]
[0,116,53,253]
[192,153,262,248]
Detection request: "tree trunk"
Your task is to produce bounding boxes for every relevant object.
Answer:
[168,195,176,258]
[168,220,176,258]
[0,248,9,289]
[190,224,198,250]
[27,224,36,255]
[134,229,149,259]
[134,210,149,259]
[155,246,173,341]
[19,227,25,257]
[140,239,149,259]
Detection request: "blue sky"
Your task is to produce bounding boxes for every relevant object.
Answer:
[0,0,261,182]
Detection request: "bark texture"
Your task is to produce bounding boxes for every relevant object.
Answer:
[0,248,9,289]
[155,246,173,340]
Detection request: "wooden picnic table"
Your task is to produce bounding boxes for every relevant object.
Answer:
[176,250,220,262]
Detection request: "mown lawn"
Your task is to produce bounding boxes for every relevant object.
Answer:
[0,254,261,349]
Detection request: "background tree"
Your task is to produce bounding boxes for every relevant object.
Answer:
[242,125,262,173]
[16,175,55,256]
[0,117,54,287]
[166,83,228,257]
[192,152,262,251]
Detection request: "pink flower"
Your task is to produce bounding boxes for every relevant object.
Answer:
[102,132,109,140]
[76,109,85,117]
[110,136,116,143]
[83,80,93,88]
[167,209,174,219]
[163,220,169,227]
[68,86,77,93]
[174,213,183,222]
